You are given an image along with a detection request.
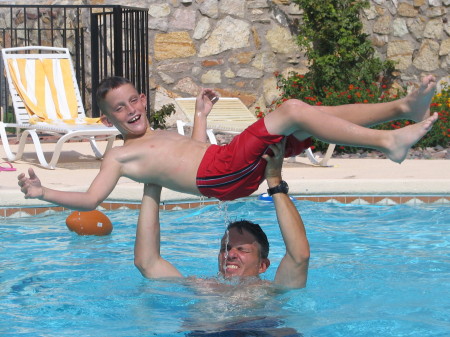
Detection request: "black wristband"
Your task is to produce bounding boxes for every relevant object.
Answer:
[267,180,289,196]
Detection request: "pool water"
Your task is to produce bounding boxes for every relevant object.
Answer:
[1,200,449,336]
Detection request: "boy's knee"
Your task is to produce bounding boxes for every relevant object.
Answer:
[278,99,310,120]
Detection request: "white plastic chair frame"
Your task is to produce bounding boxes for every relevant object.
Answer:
[175,97,335,166]
[1,46,120,169]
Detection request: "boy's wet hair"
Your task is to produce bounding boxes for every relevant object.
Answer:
[226,220,269,259]
[96,76,133,113]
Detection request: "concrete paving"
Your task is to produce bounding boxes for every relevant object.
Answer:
[1,139,449,207]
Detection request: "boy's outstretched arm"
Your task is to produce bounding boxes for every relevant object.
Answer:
[191,88,219,142]
[263,140,310,289]
[134,183,182,279]
[17,155,121,211]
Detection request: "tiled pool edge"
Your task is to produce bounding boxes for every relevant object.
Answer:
[1,194,449,218]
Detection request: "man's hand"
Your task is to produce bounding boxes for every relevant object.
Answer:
[263,138,286,186]
[17,168,44,199]
[195,88,219,119]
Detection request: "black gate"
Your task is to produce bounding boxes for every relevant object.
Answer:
[0,5,149,121]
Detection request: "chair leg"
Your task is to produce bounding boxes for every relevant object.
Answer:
[104,136,116,153]
[26,129,56,169]
[305,148,320,165]
[176,120,187,136]
[206,129,218,145]
[1,123,63,169]
[306,144,336,167]
[88,136,103,159]
[0,122,27,162]
[88,135,116,159]
[0,122,15,160]
[320,143,336,166]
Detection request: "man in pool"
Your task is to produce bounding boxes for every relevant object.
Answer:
[134,139,311,289]
[18,76,438,208]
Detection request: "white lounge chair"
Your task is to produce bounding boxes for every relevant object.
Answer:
[175,97,335,166]
[176,97,258,145]
[0,46,120,169]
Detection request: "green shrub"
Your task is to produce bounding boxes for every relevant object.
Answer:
[292,0,395,96]
[257,74,450,152]
[260,73,406,153]
[376,82,450,149]
[427,82,450,147]
[254,0,449,152]
[148,103,175,130]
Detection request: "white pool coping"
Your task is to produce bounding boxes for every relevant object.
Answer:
[1,139,449,208]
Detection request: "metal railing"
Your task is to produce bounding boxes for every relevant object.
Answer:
[0,5,149,120]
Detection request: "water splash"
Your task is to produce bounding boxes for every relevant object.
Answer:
[217,201,231,276]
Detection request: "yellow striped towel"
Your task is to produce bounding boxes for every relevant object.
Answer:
[7,58,101,125]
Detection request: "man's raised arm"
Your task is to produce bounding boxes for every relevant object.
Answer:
[134,184,182,279]
[263,140,310,289]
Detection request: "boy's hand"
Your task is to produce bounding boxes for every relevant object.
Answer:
[195,88,219,118]
[17,168,44,199]
[263,138,286,186]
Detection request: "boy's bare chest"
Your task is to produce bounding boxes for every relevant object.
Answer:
[116,134,207,182]
[118,139,172,172]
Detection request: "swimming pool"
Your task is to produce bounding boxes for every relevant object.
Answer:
[1,200,449,336]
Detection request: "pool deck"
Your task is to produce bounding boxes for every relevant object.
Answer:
[1,139,449,214]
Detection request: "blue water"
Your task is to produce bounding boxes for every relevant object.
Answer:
[0,200,449,336]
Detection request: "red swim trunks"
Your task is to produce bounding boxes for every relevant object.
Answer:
[196,118,312,201]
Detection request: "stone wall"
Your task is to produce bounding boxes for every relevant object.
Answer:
[137,0,450,122]
[3,0,450,123]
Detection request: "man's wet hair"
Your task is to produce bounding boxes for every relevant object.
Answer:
[227,220,269,259]
[96,76,133,113]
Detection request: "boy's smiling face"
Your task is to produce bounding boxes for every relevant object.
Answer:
[100,83,149,139]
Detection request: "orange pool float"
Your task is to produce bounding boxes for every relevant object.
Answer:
[66,210,113,236]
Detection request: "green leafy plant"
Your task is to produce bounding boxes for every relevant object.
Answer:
[269,73,407,152]
[262,73,449,152]
[257,0,449,152]
[292,0,395,96]
[428,82,450,146]
[148,103,176,130]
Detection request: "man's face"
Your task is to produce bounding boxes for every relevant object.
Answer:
[218,227,269,279]
[100,83,149,139]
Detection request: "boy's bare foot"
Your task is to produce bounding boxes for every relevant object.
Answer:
[386,112,438,163]
[401,75,437,122]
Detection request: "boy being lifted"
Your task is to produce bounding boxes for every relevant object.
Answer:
[18,76,438,208]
